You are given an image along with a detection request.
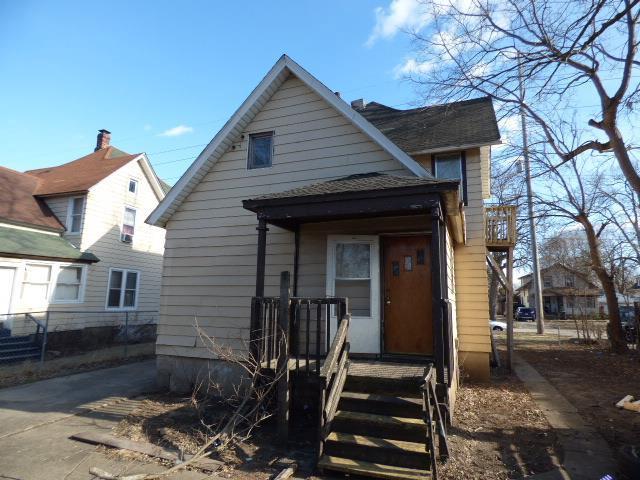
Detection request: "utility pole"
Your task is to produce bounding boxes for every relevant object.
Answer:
[518,57,545,334]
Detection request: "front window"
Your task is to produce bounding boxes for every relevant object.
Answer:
[22,264,51,300]
[247,132,273,169]
[434,153,465,203]
[121,207,136,242]
[543,276,553,288]
[67,197,85,233]
[107,268,139,309]
[565,275,575,287]
[53,266,83,302]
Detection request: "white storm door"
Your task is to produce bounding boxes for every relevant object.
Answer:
[326,235,380,354]
[0,267,16,330]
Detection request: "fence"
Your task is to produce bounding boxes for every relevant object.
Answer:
[0,310,158,364]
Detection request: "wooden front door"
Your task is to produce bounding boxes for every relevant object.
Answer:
[383,236,433,355]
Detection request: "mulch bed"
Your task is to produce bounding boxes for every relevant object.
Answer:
[515,333,640,459]
[441,372,560,479]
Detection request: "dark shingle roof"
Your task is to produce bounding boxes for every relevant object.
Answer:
[253,172,455,201]
[355,97,500,154]
[0,225,99,263]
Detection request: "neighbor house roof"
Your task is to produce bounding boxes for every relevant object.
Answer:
[251,172,455,201]
[0,225,99,263]
[26,147,140,196]
[0,166,64,231]
[355,97,501,154]
[518,263,600,291]
[147,54,434,228]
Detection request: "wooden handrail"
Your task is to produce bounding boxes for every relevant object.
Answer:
[421,364,449,479]
[485,205,517,247]
[318,314,350,459]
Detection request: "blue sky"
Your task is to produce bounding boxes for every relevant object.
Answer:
[0,1,424,184]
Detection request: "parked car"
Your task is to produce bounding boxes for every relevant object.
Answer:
[516,307,536,322]
[620,315,638,344]
[490,320,507,331]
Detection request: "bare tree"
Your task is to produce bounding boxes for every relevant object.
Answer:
[533,145,628,352]
[408,0,640,194]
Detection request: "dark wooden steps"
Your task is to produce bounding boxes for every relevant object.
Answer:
[319,374,431,479]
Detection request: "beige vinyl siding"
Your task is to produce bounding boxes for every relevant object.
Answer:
[158,74,412,358]
[79,160,165,315]
[44,195,84,247]
[453,148,490,354]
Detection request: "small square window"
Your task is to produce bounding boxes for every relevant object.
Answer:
[247,132,273,169]
[128,179,138,194]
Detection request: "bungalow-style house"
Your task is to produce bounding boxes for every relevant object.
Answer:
[147,55,510,478]
[518,263,601,318]
[0,130,167,358]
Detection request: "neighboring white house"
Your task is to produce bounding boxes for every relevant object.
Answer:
[0,130,167,336]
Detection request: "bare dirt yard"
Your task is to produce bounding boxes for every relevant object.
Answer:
[108,372,560,480]
[514,332,640,465]
[440,371,560,479]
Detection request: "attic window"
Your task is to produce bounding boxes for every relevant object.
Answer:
[433,153,467,205]
[247,132,273,169]
[128,179,138,194]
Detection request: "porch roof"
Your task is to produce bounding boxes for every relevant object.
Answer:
[242,172,464,239]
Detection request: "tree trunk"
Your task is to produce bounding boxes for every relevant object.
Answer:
[489,269,499,319]
[579,215,628,353]
[604,118,640,197]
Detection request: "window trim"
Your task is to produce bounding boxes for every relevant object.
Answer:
[247,131,274,170]
[121,206,137,243]
[66,196,85,234]
[128,178,139,195]
[543,276,553,288]
[431,151,468,205]
[20,261,87,305]
[105,267,141,311]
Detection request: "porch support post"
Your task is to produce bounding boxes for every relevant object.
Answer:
[293,226,300,297]
[430,205,446,387]
[251,216,269,360]
[277,271,291,445]
[255,216,269,298]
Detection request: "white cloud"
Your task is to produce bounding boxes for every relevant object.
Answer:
[393,58,437,78]
[366,0,431,46]
[158,125,193,137]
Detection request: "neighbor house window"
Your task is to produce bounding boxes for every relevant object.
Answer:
[67,197,85,234]
[106,268,139,309]
[52,266,84,302]
[565,275,575,287]
[543,276,553,288]
[434,153,466,204]
[121,207,136,242]
[128,178,138,194]
[247,132,274,169]
[22,264,52,300]
[586,297,596,308]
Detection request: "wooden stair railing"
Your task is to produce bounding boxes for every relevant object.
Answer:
[317,314,351,460]
[421,364,449,479]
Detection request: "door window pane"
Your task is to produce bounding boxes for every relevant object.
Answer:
[335,243,370,279]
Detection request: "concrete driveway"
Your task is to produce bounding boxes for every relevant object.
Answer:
[0,360,160,480]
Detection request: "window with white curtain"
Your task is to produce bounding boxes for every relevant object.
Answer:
[121,207,136,242]
[53,266,83,302]
[22,264,51,300]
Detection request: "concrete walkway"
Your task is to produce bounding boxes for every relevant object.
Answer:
[513,354,618,480]
[0,360,207,480]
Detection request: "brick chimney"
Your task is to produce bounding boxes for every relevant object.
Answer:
[95,129,111,151]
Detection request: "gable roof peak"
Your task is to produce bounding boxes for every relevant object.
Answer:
[147,54,432,228]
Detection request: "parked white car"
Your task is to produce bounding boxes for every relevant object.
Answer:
[490,320,507,331]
